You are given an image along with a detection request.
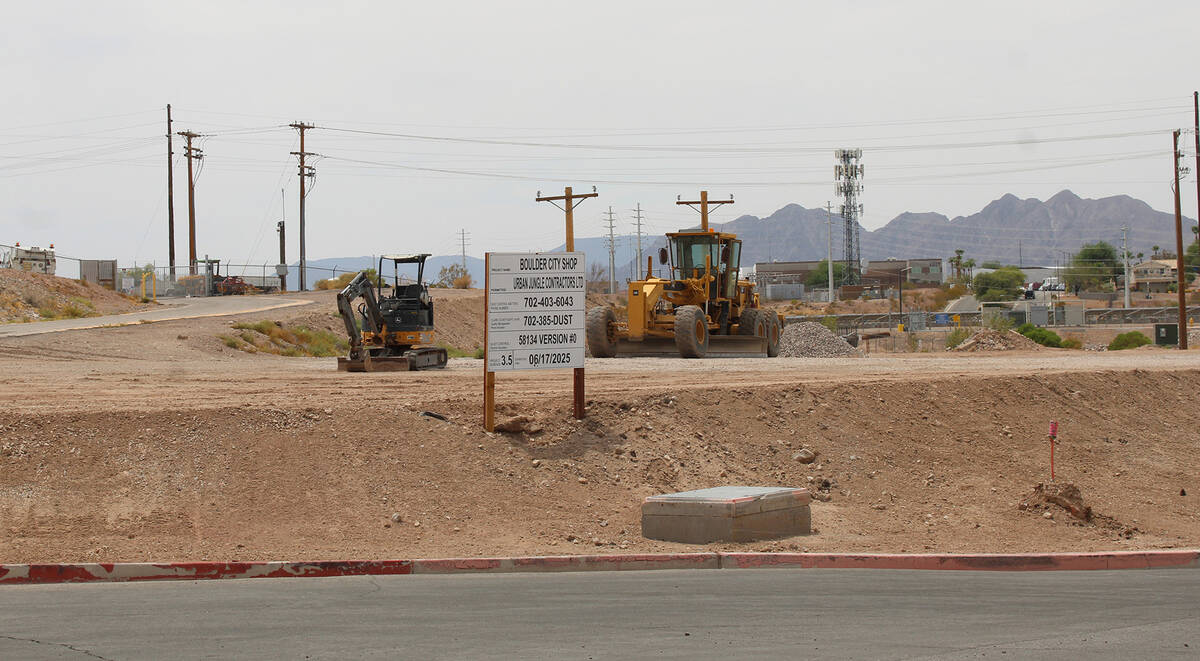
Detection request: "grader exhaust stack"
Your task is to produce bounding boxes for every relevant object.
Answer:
[586,192,781,360]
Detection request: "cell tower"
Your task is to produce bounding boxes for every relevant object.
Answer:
[834,148,864,284]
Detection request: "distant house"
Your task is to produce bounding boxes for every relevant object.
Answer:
[1131,259,1178,293]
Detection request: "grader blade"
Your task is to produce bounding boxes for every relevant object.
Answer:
[613,335,767,358]
[706,335,768,358]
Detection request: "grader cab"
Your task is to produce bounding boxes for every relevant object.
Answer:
[587,192,781,359]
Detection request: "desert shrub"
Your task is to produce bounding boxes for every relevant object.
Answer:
[1016,323,1062,348]
[946,327,970,348]
[983,313,1014,332]
[1108,331,1151,351]
[819,316,838,334]
[1060,337,1082,349]
[61,304,91,319]
[220,335,241,349]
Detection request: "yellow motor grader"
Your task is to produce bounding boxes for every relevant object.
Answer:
[586,192,782,359]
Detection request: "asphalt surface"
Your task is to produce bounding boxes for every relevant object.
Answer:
[0,296,311,337]
[0,569,1196,660]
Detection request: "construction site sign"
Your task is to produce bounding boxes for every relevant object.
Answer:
[486,252,586,371]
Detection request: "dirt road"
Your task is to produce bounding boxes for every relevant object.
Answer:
[2,292,1198,563]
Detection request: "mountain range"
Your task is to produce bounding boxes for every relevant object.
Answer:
[590,190,1197,277]
[298,191,1196,289]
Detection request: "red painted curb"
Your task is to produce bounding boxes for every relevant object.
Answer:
[2,551,1196,585]
[718,550,1200,571]
[412,553,719,574]
[0,560,412,585]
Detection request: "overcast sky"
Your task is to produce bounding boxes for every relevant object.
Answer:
[2,0,1198,276]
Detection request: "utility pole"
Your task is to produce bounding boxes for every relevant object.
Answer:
[676,190,734,232]
[278,188,286,291]
[604,206,617,294]
[825,202,835,303]
[176,130,202,275]
[1172,130,1188,349]
[535,186,598,421]
[166,104,176,281]
[458,228,470,271]
[276,219,286,292]
[1195,92,1199,253]
[632,203,645,280]
[290,122,316,290]
[1122,226,1130,309]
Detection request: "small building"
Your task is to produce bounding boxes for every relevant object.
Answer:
[755,260,825,284]
[1131,259,1178,293]
[864,258,943,286]
[907,258,943,285]
[1,243,56,275]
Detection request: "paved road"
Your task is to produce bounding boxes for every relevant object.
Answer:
[0,569,1195,659]
[944,294,979,313]
[0,296,312,338]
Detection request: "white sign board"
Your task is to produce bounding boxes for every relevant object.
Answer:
[487,252,586,371]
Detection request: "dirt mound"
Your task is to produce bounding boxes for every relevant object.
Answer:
[432,291,483,353]
[0,269,148,323]
[952,329,1042,352]
[1019,482,1091,520]
[778,322,858,357]
[3,367,1197,563]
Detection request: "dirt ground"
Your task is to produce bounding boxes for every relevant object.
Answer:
[2,291,1200,563]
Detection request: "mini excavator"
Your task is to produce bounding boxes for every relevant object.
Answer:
[336,253,448,371]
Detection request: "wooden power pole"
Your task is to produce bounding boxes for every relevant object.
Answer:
[290,122,316,290]
[676,190,734,232]
[166,104,176,280]
[176,130,203,276]
[535,186,599,420]
[1173,129,1188,350]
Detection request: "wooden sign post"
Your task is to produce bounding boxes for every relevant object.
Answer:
[483,251,587,431]
[535,186,597,420]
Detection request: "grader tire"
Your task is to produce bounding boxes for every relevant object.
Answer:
[674,305,709,358]
[765,313,782,357]
[737,308,760,335]
[586,307,618,357]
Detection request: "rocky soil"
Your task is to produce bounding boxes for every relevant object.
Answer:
[778,322,859,358]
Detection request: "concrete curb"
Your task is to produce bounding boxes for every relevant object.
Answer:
[2,550,1196,585]
[718,550,1200,571]
[411,553,719,574]
[0,560,412,585]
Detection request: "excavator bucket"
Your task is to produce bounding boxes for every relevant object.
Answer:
[614,334,767,358]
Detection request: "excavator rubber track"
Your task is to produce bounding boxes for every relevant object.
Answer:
[337,346,449,372]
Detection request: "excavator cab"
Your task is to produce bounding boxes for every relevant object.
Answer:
[375,254,434,333]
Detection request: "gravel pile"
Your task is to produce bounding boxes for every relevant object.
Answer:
[778,322,859,357]
[952,329,1042,352]
[1189,329,1200,346]
[1083,343,1108,352]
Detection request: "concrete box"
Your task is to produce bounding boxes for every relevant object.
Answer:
[642,486,811,544]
